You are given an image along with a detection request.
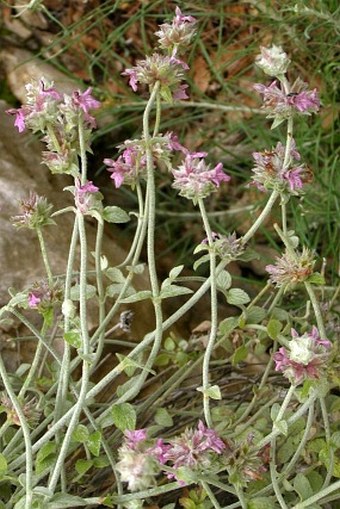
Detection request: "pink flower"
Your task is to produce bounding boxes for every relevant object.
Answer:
[124,429,147,450]
[163,420,226,478]
[273,327,331,384]
[172,153,230,202]
[74,178,99,213]
[265,247,315,287]
[6,108,26,133]
[155,7,197,55]
[121,68,138,92]
[283,166,304,191]
[104,141,146,189]
[72,88,101,113]
[287,89,320,113]
[28,292,41,308]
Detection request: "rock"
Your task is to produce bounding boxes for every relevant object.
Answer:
[0,100,154,371]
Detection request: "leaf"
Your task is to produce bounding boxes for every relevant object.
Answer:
[72,424,89,443]
[227,288,250,306]
[120,290,152,304]
[0,453,7,478]
[216,270,232,291]
[169,265,184,280]
[35,442,56,475]
[248,497,278,509]
[307,272,325,285]
[331,431,340,449]
[160,285,193,299]
[48,493,89,508]
[155,408,173,427]
[63,331,81,349]
[294,473,313,500]
[267,319,282,339]
[193,253,210,271]
[105,267,126,283]
[87,431,101,457]
[70,284,96,301]
[75,459,93,476]
[206,385,222,400]
[219,316,238,336]
[126,263,145,274]
[111,403,136,431]
[102,206,130,223]
[274,419,288,436]
[245,306,266,324]
[231,344,248,365]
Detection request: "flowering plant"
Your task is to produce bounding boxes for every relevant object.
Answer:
[0,8,338,509]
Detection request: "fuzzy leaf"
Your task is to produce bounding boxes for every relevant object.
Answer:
[169,265,185,280]
[35,442,56,475]
[227,288,250,306]
[216,270,232,291]
[294,473,313,500]
[63,331,81,349]
[111,403,136,431]
[274,419,288,436]
[307,272,325,285]
[0,453,7,478]
[155,408,173,427]
[219,317,239,336]
[231,345,248,365]
[70,284,96,301]
[120,290,152,304]
[248,497,277,509]
[87,431,101,457]
[245,306,266,324]
[267,319,282,339]
[105,267,126,283]
[160,285,193,299]
[193,254,210,271]
[72,424,89,443]
[48,493,89,508]
[102,206,130,223]
[75,459,93,476]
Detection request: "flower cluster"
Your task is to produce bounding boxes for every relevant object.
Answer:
[273,327,331,384]
[255,45,290,77]
[104,132,186,188]
[249,140,312,194]
[201,232,244,260]
[7,78,100,177]
[116,421,226,491]
[122,9,196,102]
[155,7,197,55]
[172,153,230,203]
[226,434,270,487]
[26,280,62,312]
[0,393,40,428]
[11,192,55,230]
[265,247,315,287]
[254,78,320,126]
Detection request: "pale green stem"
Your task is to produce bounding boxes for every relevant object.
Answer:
[36,227,53,285]
[291,479,340,508]
[48,212,90,493]
[91,219,106,367]
[257,390,317,449]
[54,218,79,421]
[201,481,222,509]
[281,199,288,237]
[242,190,279,244]
[304,282,327,338]
[198,198,218,428]
[270,436,288,509]
[153,92,161,137]
[78,115,87,183]
[0,355,33,509]
[235,486,247,509]
[320,396,334,488]
[281,402,314,479]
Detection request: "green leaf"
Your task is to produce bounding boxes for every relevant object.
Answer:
[0,453,8,478]
[102,206,130,223]
[164,337,176,351]
[87,431,101,457]
[206,385,222,400]
[245,306,266,324]
[248,497,277,509]
[227,288,250,306]
[294,473,313,500]
[72,424,89,443]
[155,408,173,427]
[127,263,145,274]
[274,419,288,436]
[63,331,81,349]
[111,403,136,431]
[267,319,282,340]
[105,267,126,283]
[307,272,325,285]
[70,284,97,301]
[306,471,323,493]
[231,344,248,365]
[193,253,210,271]
[160,285,193,299]
[48,493,89,508]
[75,459,93,476]
[120,290,152,304]
[331,431,340,449]
[93,456,110,468]
[219,316,239,336]
[35,442,56,475]
[169,265,184,280]
[216,270,232,291]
